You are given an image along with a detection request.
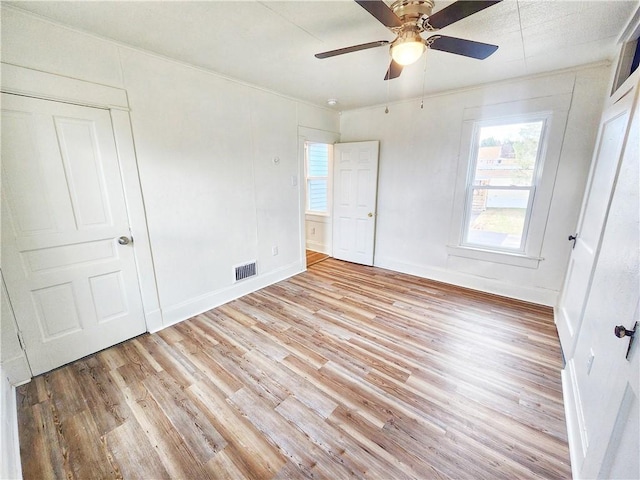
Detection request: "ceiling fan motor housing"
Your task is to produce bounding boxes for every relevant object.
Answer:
[315,0,502,80]
[390,0,435,32]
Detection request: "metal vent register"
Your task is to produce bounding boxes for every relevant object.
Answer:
[234,261,257,282]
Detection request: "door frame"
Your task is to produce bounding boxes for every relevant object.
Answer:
[297,126,340,266]
[0,63,162,382]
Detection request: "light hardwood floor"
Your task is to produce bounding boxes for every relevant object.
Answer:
[305,249,329,267]
[17,259,571,479]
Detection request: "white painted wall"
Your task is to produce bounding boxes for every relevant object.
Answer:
[305,214,332,255]
[118,50,303,324]
[1,7,339,329]
[340,66,610,305]
[1,7,124,88]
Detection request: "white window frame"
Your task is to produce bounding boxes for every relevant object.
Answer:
[447,94,571,269]
[460,115,550,254]
[304,141,332,215]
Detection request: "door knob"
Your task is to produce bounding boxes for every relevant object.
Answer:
[117,236,132,245]
[614,324,635,338]
[614,322,637,360]
[568,233,578,249]
[368,212,373,218]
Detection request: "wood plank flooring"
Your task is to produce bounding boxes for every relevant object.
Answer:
[306,249,329,267]
[17,259,571,479]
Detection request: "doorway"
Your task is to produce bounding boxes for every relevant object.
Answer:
[299,127,338,269]
[304,140,333,262]
[1,64,160,382]
[298,130,381,269]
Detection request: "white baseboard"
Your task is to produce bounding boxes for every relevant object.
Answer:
[152,261,304,332]
[305,241,331,255]
[374,256,558,306]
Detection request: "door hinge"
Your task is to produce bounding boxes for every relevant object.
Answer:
[16,330,26,351]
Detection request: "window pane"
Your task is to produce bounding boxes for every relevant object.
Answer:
[475,121,544,187]
[465,188,530,249]
[307,179,327,212]
[307,143,329,177]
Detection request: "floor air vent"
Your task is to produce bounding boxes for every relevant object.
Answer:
[234,261,257,282]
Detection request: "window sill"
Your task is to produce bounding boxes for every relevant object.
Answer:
[305,212,330,218]
[446,245,543,269]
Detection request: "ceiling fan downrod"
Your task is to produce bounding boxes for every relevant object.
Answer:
[390,0,435,33]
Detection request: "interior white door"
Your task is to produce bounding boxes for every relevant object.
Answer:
[332,141,379,266]
[563,80,639,478]
[555,91,634,359]
[1,93,147,376]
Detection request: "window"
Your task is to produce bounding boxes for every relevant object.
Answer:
[305,142,330,214]
[462,118,547,252]
[449,96,569,268]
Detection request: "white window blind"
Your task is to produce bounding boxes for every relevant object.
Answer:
[305,142,330,213]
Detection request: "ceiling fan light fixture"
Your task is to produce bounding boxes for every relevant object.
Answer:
[390,30,425,66]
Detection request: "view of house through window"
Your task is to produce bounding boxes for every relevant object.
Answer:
[305,142,330,213]
[463,119,546,252]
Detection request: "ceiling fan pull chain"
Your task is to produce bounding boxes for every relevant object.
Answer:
[385,71,390,114]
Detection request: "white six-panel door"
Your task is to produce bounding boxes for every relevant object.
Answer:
[1,93,147,375]
[332,141,379,266]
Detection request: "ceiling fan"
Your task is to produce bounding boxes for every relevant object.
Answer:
[315,0,502,80]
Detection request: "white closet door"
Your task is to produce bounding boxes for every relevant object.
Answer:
[1,93,147,375]
[556,90,633,358]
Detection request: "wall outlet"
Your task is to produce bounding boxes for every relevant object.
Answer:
[272,246,278,256]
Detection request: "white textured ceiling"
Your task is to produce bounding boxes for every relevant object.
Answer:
[6,0,638,110]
